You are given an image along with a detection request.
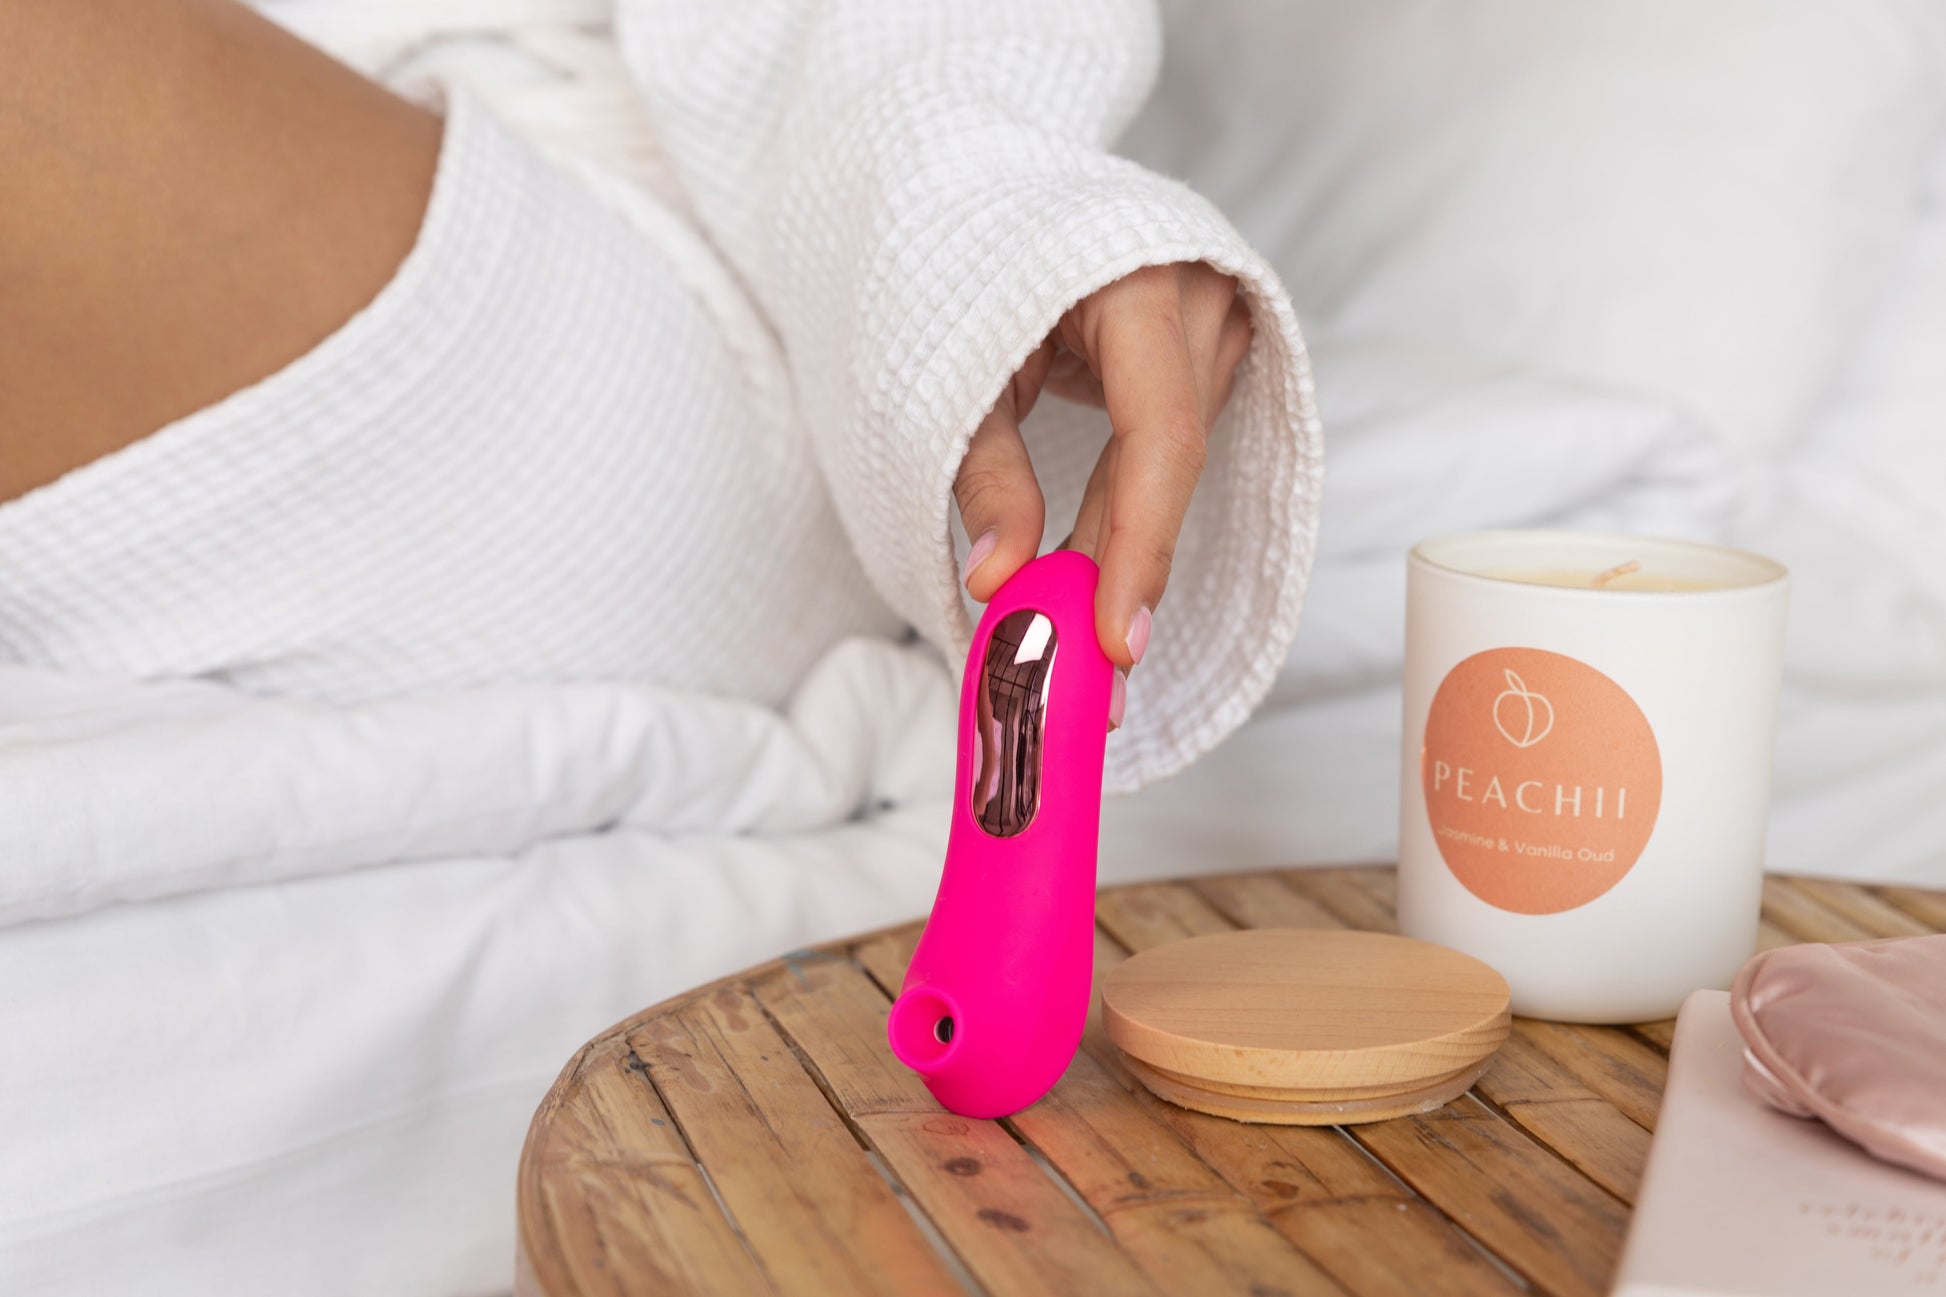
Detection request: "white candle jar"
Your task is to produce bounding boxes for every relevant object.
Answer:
[1397,531,1789,1023]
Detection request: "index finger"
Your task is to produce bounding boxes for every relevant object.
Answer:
[1092,290,1208,667]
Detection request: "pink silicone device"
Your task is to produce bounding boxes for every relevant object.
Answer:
[886,550,1114,1118]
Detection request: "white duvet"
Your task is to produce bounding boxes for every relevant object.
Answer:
[7,2,1946,1294]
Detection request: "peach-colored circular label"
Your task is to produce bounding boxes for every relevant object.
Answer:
[1422,648,1661,915]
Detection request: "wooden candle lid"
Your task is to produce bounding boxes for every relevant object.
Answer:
[1101,929,1510,1125]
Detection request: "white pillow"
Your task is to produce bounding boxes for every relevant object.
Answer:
[1124,0,1946,455]
[1739,132,1946,686]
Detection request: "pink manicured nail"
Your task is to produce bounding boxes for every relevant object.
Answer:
[1126,605,1153,665]
[1108,670,1127,730]
[961,529,999,587]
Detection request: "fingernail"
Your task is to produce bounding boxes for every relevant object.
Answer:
[1108,669,1127,730]
[961,529,998,587]
[1126,605,1153,665]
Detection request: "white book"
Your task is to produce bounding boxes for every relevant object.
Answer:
[1615,990,1946,1297]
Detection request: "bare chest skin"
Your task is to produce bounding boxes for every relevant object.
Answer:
[0,0,438,504]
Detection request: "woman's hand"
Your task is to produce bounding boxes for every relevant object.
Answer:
[953,262,1252,728]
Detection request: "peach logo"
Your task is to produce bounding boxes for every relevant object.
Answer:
[1492,670,1553,748]
[1423,648,1661,915]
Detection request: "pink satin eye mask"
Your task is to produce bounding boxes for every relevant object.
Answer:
[1730,934,1946,1183]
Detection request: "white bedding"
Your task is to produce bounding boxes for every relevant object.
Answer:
[7,3,1946,1294]
[0,801,954,1295]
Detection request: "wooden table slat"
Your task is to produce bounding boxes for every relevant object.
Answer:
[1279,868,1401,935]
[1756,916,1800,952]
[851,930,923,1001]
[520,868,1946,1297]
[853,926,1350,1295]
[751,949,1166,1297]
[525,1037,776,1297]
[1874,883,1946,931]
[1180,872,1658,1198]
[1787,877,1938,940]
[1629,1020,1676,1053]
[1762,875,1899,944]
[1509,1019,1667,1133]
[1473,1033,1651,1203]
[1087,896,1522,1296]
[1090,1075,1528,1297]
[1100,877,1631,1297]
[1190,872,1345,931]
[1093,881,1235,951]
[1009,1046,1350,1296]
[1354,1096,1628,1297]
[629,987,966,1297]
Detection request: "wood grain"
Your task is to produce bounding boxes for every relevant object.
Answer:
[1281,867,1401,934]
[1120,1052,1495,1127]
[1191,872,1665,1152]
[1762,875,1899,944]
[627,986,961,1297]
[1355,1094,1629,1297]
[1103,876,1630,1297]
[1102,929,1508,1102]
[751,949,1162,1297]
[1007,1046,1349,1295]
[1876,883,1946,931]
[1789,877,1937,939]
[1511,1017,1667,1132]
[1630,1018,1676,1052]
[520,1036,773,1297]
[1475,1030,1651,1202]
[1083,886,1520,1296]
[517,870,1946,1297]
[850,921,1346,1293]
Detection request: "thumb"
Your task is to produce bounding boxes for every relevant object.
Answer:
[953,392,1046,603]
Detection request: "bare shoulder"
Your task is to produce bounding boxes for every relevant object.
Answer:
[0,0,439,503]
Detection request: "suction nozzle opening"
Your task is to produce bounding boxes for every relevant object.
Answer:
[888,987,960,1072]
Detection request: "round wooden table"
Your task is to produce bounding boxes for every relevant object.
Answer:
[515,866,1946,1297]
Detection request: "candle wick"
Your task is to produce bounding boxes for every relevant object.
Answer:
[1593,560,1643,589]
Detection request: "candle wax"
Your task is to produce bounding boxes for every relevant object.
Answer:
[1485,568,1722,593]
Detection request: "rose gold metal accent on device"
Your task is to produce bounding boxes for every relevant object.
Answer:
[969,609,1056,838]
